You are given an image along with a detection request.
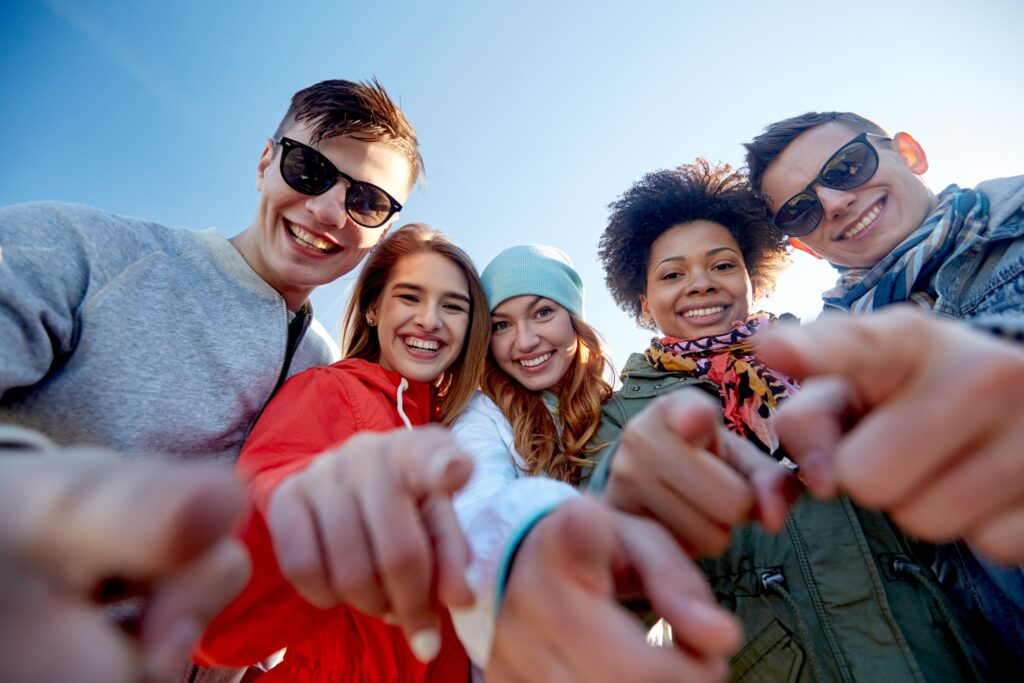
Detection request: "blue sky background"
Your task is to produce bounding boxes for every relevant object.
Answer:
[2,0,1022,368]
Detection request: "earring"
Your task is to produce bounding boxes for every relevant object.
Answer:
[366,315,377,326]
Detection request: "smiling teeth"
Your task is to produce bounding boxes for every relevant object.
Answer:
[405,338,439,351]
[843,202,882,239]
[289,224,334,252]
[684,306,724,318]
[520,353,551,367]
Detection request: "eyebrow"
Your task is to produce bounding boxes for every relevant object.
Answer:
[492,295,545,319]
[655,246,741,268]
[392,282,471,303]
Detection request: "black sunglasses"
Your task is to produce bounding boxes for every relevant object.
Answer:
[273,136,403,229]
[771,132,891,237]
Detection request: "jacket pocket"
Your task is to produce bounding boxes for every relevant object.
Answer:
[730,619,805,683]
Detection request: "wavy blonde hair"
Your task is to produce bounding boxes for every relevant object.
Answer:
[482,313,613,484]
[341,223,489,425]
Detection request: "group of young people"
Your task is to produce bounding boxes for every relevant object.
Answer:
[1,77,1022,683]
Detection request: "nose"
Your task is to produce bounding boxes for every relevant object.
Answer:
[414,304,442,331]
[514,323,540,351]
[686,270,718,296]
[304,182,349,228]
[815,185,857,221]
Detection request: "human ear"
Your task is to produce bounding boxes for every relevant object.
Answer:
[894,132,929,175]
[788,237,822,259]
[255,139,275,191]
[365,299,381,327]
[639,294,655,327]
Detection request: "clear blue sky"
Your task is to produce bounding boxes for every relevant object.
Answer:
[2,0,1022,368]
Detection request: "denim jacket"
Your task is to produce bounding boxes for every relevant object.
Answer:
[928,176,1024,668]
[933,176,1024,320]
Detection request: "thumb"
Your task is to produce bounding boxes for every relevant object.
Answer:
[397,428,473,497]
[416,432,473,496]
[425,446,474,496]
[663,390,724,454]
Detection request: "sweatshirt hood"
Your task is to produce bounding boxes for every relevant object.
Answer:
[332,358,436,423]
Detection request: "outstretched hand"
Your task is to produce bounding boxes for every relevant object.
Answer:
[266,426,474,659]
[758,306,1024,563]
[487,497,740,683]
[605,388,799,556]
[0,451,248,682]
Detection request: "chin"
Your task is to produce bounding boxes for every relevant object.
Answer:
[403,367,443,383]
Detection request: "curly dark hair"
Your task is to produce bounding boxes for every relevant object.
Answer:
[598,159,789,329]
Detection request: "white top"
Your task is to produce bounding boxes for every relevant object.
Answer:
[449,392,578,667]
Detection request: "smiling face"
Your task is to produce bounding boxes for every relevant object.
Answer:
[368,251,471,383]
[233,122,413,310]
[640,220,753,339]
[490,296,579,392]
[760,122,936,268]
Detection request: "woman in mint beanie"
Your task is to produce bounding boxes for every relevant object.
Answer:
[447,243,616,666]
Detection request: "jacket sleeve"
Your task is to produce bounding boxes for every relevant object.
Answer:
[583,395,628,493]
[195,367,359,667]
[449,395,578,666]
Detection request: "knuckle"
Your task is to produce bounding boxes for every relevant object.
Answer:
[702,528,732,556]
[608,449,642,490]
[843,470,894,509]
[278,557,324,597]
[721,490,754,525]
[617,428,650,465]
[331,563,377,602]
[378,540,430,582]
[968,528,1019,565]
[889,507,940,543]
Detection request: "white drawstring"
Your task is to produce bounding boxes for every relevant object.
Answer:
[395,377,413,431]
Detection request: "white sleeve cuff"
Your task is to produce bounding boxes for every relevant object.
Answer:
[451,477,579,666]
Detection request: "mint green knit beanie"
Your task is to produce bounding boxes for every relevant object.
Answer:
[481,244,584,317]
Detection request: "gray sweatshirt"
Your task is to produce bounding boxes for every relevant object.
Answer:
[0,202,339,464]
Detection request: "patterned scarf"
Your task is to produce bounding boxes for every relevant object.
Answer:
[822,185,988,313]
[643,313,798,452]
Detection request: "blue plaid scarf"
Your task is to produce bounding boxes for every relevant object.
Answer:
[822,185,989,313]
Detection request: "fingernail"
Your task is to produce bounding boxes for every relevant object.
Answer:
[426,450,454,483]
[410,627,441,661]
[146,618,199,681]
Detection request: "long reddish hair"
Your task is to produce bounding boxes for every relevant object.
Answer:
[482,312,612,484]
[341,224,489,425]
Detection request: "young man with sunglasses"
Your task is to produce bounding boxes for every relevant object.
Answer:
[1,77,418,464]
[0,78,484,682]
[744,111,1024,669]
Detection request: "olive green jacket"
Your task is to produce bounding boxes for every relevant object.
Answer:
[587,353,988,683]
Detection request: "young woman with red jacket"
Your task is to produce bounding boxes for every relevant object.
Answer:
[195,223,490,681]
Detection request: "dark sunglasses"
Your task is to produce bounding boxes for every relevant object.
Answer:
[771,132,891,237]
[273,136,403,229]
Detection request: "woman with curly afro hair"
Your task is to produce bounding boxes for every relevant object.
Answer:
[587,160,986,682]
[599,158,789,333]
[596,158,794,453]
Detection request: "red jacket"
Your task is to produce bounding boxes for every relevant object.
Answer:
[195,359,470,682]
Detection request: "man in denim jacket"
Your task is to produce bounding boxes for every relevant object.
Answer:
[744,112,1024,667]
